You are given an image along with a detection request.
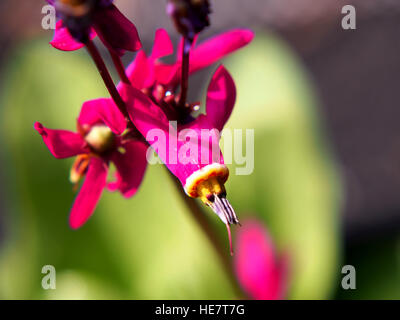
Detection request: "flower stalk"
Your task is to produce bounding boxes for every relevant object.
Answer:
[85,39,129,118]
[109,49,131,84]
[170,172,243,297]
[178,37,190,108]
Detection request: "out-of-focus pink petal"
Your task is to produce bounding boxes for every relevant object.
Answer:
[154,35,198,86]
[34,122,88,159]
[189,29,254,74]
[79,98,127,135]
[235,220,288,300]
[155,29,253,87]
[124,30,173,89]
[124,51,152,90]
[154,62,180,87]
[93,4,141,54]
[108,140,148,198]
[69,156,108,229]
[203,65,236,131]
[50,21,96,51]
[151,29,174,60]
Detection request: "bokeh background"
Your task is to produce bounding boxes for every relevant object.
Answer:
[0,0,399,299]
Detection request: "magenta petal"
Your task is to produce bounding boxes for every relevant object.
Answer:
[156,29,253,86]
[124,51,151,89]
[151,29,174,60]
[50,21,96,51]
[189,29,254,74]
[34,122,88,159]
[69,156,108,229]
[125,85,170,134]
[109,140,148,198]
[79,98,127,135]
[154,62,180,86]
[93,4,142,54]
[235,220,287,300]
[203,65,236,131]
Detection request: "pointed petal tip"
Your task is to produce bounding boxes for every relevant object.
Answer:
[241,29,255,44]
[69,219,82,230]
[34,122,45,135]
[151,28,173,59]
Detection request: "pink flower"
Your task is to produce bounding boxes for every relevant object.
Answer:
[34,97,147,229]
[117,28,253,253]
[48,0,141,54]
[123,65,239,253]
[234,220,289,300]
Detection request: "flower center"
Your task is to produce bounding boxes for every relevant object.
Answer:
[84,125,115,153]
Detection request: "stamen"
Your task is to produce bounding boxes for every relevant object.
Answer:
[225,223,234,256]
[209,194,239,255]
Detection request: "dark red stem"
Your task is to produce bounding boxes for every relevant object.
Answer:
[178,37,190,108]
[109,49,131,84]
[85,40,129,118]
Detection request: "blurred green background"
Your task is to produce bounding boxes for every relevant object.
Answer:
[0,0,399,300]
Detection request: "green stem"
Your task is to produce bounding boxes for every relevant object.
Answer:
[169,172,243,298]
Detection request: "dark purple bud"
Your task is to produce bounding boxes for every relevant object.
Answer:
[52,0,114,43]
[167,0,211,41]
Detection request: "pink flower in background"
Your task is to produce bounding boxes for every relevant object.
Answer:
[34,97,147,229]
[48,0,141,54]
[235,220,289,300]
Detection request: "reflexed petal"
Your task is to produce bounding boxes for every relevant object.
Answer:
[203,65,236,131]
[69,156,108,229]
[124,51,152,89]
[109,140,148,198]
[151,29,174,60]
[34,122,88,159]
[189,29,254,74]
[156,29,253,86]
[93,4,141,54]
[154,62,180,87]
[235,220,288,300]
[79,98,127,135]
[50,21,96,51]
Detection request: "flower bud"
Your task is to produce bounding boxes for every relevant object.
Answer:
[53,0,113,43]
[167,0,211,41]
